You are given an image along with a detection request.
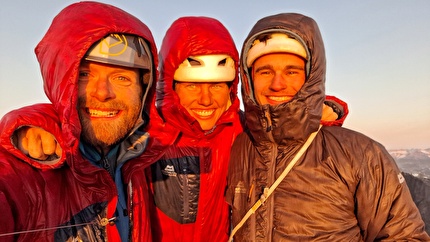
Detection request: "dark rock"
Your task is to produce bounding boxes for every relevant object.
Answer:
[403,172,430,234]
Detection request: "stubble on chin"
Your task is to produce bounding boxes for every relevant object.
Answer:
[77,99,141,149]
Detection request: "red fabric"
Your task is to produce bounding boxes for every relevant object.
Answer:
[146,17,243,242]
[321,95,349,126]
[0,103,118,241]
[0,2,158,241]
[0,103,65,170]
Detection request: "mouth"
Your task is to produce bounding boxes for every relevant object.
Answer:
[86,108,120,118]
[192,109,215,118]
[266,96,292,102]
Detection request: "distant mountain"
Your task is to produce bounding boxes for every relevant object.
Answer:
[389,148,430,234]
[389,148,430,179]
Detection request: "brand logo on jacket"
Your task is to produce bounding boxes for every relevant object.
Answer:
[398,172,405,184]
[162,165,177,177]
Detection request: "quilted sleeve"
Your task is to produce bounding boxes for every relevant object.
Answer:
[0,103,65,170]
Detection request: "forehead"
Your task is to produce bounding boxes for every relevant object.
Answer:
[80,61,140,73]
[253,53,306,68]
[175,81,229,85]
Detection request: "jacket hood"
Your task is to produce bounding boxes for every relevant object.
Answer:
[156,16,240,137]
[240,13,326,144]
[35,1,158,149]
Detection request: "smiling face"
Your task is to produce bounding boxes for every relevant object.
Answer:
[77,61,143,152]
[251,53,306,106]
[175,82,231,131]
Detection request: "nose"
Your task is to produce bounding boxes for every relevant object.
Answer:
[198,85,213,106]
[89,76,115,101]
[269,72,287,91]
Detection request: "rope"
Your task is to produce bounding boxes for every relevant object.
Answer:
[0,217,116,237]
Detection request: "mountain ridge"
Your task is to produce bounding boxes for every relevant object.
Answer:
[388,148,430,234]
[389,148,430,179]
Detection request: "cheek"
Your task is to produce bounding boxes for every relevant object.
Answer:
[77,85,88,103]
[293,78,306,91]
[175,89,194,107]
[252,81,265,94]
[77,82,87,94]
[214,91,231,107]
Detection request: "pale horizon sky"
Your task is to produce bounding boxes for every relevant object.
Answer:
[1,0,429,150]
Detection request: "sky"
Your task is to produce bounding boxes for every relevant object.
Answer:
[0,0,429,150]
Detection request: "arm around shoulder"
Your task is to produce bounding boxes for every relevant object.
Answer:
[0,191,15,241]
[322,95,349,127]
[0,103,65,170]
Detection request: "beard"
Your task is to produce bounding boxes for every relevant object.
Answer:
[78,97,142,149]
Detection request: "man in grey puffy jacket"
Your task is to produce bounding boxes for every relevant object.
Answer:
[226,13,429,241]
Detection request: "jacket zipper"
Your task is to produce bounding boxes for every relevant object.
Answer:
[102,156,116,178]
[263,107,277,241]
[267,144,277,241]
[128,181,133,241]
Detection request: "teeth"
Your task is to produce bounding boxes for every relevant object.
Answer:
[87,109,119,117]
[267,96,289,102]
[193,109,215,117]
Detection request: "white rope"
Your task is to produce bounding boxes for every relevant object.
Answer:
[0,222,94,237]
[0,217,116,237]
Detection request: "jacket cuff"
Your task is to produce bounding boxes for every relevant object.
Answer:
[0,103,65,170]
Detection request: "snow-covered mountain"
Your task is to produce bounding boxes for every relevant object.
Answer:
[389,148,430,179]
[389,148,430,233]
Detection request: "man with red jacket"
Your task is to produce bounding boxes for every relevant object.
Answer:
[0,2,160,241]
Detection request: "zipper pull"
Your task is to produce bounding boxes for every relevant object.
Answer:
[102,157,115,178]
[263,108,273,132]
[260,187,269,205]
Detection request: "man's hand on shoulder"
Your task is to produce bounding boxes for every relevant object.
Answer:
[15,126,62,161]
[321,103,339,122]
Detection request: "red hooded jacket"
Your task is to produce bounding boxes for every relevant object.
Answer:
[0,2,160,241]
[143,16,243,242]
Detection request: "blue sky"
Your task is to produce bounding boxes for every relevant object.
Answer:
[1,0,429,150]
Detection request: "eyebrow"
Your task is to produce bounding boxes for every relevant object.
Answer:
[254,64,304,73]
[254,65,272,73]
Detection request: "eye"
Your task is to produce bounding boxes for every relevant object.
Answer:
[211,83,227,90]
[116,76,130,81]
[185,84,197,89]
[285,68,305,76]
[256,69,272,76]
[111,74,134,86]
[78,70,91,82]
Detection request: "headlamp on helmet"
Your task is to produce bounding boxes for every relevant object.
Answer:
[174,54,235,82]
[85,34,151,70]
